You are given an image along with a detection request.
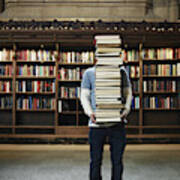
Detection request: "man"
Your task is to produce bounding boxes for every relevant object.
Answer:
[80,60,132,180]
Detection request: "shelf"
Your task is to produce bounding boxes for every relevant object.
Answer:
[143,58,180,63]
[0,125,12,128]
[0,92,12,94]
[58,80,81,82]
[16,92,55,95]
[0,76,13,79]
[143,91,178,94]
[16,109,55,112]
[142,125,180,129]
[16,76,56,79]
[58,97,79,100]
[15,125,55,129]
[124,61,139,65]
[0,61,13,63]
[143,75,180,78]
[143,108,180,111]
[0,108,12,111]
[59,111,77,114]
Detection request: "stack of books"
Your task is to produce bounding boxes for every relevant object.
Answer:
[95,35,124,123]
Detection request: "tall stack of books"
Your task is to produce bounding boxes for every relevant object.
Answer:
[95,35,124,123]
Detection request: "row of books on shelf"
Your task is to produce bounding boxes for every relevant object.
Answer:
[132,80,139,93]
[142,48,180,60]
[143,64,180,76]
[126,66,140,78]
[0,65,13,76]
[2,48,180,62]
[16,50,57,62]
[143,96,180,109]
[17,65,56,77]
[59,51,94,64]
[0,96,12,108]
[131,96,140,109]
[60,87,81,98]
[0,49,14,62]
[16,80,55,93]
[16,97,55,110]
[143,80,180,92]
[0,81,12,92]
[58,68,86,80]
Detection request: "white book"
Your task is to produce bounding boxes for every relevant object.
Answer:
[96,117,122,123]
[177,63,180,76]
[95,52,120,57]
[95,35,120,40]
[58,100,62,113]
[143,81,147,92]
[22,81,26,93]
[96,48,122,53]
[34,81,37,93]
[7,81,10,93]
[96,109,121,118]
[0,51,2,61]
[96,39,121,45]
[96,79,121,87]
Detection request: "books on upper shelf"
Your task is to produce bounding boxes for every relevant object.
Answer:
[0,49,14,61]
[16,50,57,62]
[143,80,176,92]
[95,34,124,123]
[16,80,55,93]
[59,51,94,64]
[125,50,139,62]
[0,65,13,76]
[143,64,179,76]
[0,96,12,109]
[16,65,56,77]
[142,48,180,60]
[0,81,12,92]
[16,96,55,110]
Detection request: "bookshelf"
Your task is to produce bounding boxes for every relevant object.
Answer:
[0,21,180,141]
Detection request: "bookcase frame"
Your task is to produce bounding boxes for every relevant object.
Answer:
[0,21,180,141]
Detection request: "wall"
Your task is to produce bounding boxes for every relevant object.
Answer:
[0,0,179,22]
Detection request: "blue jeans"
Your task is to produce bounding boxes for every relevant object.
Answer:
[89,123,126,180]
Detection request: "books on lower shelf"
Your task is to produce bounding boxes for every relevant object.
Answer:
[0,49,14,62]
[131,96,140,109]
[143,80,176,92]
[60,86,80,98]
[143,96,180,109]
[0,96,12,109]
[0,81,12,92]
[16,80,55,93]
[59,51,94,63]
[16,96,55,110]
[16,65,56,77]
[0,65,13,76]
[95,35,124,123]
[126,65,139,78]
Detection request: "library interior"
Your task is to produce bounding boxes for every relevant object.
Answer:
[0,1,180,180]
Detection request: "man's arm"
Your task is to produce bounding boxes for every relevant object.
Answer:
[120,67,133,119]
[80,70,96,122]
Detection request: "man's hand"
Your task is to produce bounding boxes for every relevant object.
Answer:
[120,108,130,119]
[90,113,96,123]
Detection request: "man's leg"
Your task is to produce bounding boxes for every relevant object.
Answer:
[108,123,126,180]
[89,127,106,180]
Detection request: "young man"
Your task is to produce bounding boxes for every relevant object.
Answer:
[80,62,132,180]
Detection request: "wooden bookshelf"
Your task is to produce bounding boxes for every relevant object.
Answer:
[0,21,180,142]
